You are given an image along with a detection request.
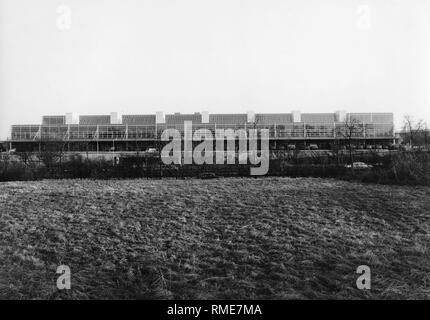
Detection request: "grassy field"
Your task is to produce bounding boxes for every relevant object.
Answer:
[0,177,429,299]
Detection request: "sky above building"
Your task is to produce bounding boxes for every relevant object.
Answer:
[0,0,429,139]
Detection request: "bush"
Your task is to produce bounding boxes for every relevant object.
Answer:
[389,152,430,185]
[0,162,34,181]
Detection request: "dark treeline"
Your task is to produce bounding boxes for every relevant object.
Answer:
[0,151,429,185]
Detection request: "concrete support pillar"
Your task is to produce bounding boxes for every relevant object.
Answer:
[156,112,165,124]
[335,110,347,122]
[247,110,255,123]
[292,110,301,123]
[202,111,209,123]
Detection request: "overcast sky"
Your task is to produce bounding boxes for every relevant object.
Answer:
[0,0,429,139]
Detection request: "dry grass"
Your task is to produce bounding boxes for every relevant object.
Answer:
[0,177,429,299]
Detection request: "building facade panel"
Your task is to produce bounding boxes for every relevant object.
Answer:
[255,113,293,124]
[42,116,66,126]
[371,113,393,123]
[79,115,111,125]
[166,113,202,124]
[209,114,247,125]
[122,115,156,125]
[349,113,371,123]
[302,113,336,123]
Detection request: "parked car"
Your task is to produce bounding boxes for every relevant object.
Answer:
[345,162,373,169]
[287,144,296,150]
[309,144,318,150]
[146,148,158,153]
[376,145,383,149]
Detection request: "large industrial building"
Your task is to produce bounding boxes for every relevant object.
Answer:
[6,110,394,152]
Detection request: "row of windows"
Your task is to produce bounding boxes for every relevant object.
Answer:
[11,123,394,140]
[61,113,394,125]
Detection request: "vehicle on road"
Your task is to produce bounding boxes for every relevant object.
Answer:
[345,162,373,169]
[309,144,319,150]
[146,148,158,154]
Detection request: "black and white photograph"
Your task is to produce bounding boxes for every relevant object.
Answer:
[0,0,429,311]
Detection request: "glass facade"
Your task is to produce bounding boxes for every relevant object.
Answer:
[10,112,394,141]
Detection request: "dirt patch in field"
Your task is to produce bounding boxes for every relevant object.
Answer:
[0,177,429,299]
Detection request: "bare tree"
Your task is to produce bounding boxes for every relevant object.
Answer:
[17,151,37,168]
[337,117,363,169]
[424,123,429,148]
[153,130,164,178]
[0,153,11,180]
[37,137,68,167]
[402,115,426,146]
[0,142,6,153]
